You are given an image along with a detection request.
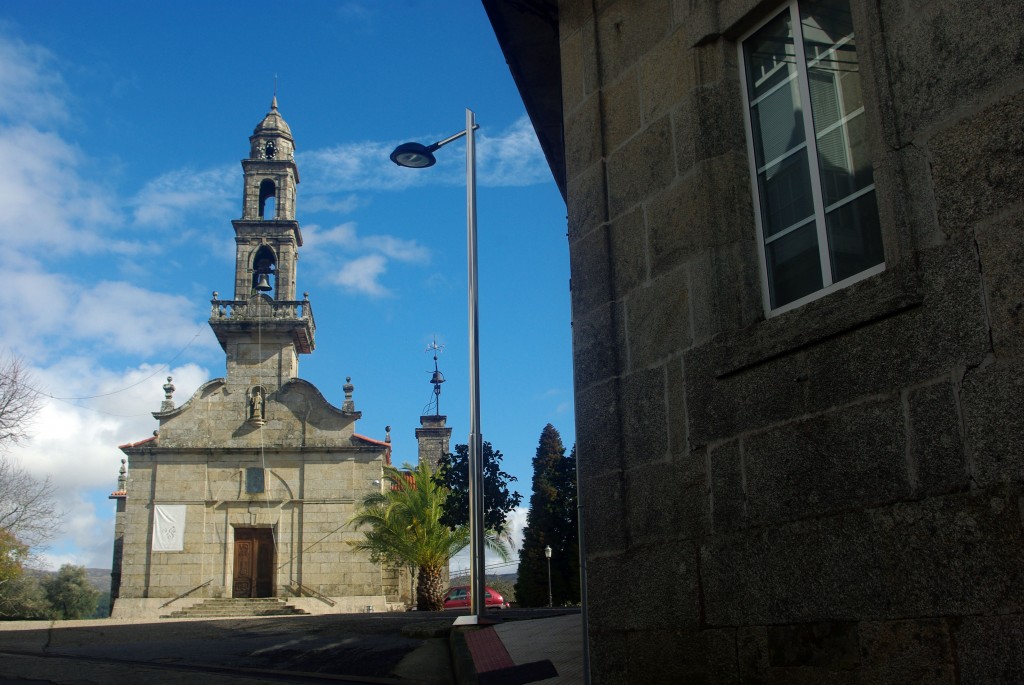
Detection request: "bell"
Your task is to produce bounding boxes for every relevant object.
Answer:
[430,370,445,386]
[255,273,272,292]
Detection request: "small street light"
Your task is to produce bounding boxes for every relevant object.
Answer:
[544,544,553,608]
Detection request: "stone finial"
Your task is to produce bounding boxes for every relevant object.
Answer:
[117,459,127,491]
[385,426,391,444]
[342,376,355,413]
[161,376,175,412]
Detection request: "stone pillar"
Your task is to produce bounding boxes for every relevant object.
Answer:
[108,459,128,614]
[416,415,452,470]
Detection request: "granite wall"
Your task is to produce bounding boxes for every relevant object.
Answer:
[556,0,1024,681]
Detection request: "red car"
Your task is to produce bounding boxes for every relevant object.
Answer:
[443,586,509,610]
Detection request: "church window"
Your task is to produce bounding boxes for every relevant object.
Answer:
[739,0,884,314]
[258,179,277,219]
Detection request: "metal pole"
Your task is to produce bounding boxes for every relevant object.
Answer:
[547,554,553,608]
[465,108,486,623]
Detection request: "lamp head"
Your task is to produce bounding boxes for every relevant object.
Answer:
[544,545,552,559]
[390,141,438,168]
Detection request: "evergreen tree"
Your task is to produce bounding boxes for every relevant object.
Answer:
[515,425,580,606]
[436,441,522,535]
[0,572,51,619]
[41,564,99,619]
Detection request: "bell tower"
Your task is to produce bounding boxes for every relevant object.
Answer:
[209,98,315,393]
[234,95,301,301]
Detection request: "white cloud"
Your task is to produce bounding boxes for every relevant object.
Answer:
[336,2,374,26]
[299,116,549,194]
[131,165,237,228]
[7,362,209,570]
[477,116,550,187]
[300,140,407,193]
[449,505,528,577]
[301,193,363,215]
[0,36,122,257]
[332,254,391,297]
[0,267,212,361]
[302,222,359,250]
[361,234,430,263]
[0,33,68,126]
[74,281,208,356]
[0,125,121,254]
[305,222,430,297]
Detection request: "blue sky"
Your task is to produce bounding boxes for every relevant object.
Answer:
[0,2,573,575]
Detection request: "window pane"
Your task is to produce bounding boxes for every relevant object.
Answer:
[802,0,874,204]
[746,9,805,169]
[817,111,872,205]
[751,79,805,166]
[767,223,823,308]
[826,190,884,281]
[746,10,797,101]
[759,149,815,237]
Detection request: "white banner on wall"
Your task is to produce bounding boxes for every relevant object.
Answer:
[152,504,187,552]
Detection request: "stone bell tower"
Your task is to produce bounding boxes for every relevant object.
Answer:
[209,98,315,404]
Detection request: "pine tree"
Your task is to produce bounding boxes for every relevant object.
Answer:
[515,425,580,606]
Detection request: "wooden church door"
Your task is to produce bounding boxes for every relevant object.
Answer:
[232,528,275,598]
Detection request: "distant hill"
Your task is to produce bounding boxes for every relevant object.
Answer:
[30,567,111,593]
[84,568,112,593]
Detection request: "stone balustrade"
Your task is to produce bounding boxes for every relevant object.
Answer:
[209,296,315,330]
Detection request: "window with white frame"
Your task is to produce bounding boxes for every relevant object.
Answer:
[739,0,884,313]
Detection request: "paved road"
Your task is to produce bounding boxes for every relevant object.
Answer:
[0,612,456,684]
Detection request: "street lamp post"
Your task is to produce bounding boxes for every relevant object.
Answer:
[390,109,486,625]
[544,544,553,608]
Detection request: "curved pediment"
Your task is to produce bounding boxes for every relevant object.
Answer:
[149,376,365,450]
[152,379,226,420]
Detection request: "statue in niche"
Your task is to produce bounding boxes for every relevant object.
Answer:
[249,386,266,423]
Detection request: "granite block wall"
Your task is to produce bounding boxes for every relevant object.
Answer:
[555,0,1024,681]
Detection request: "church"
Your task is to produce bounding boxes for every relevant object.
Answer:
[109,100,451,618]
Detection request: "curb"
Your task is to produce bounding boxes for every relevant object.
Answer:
[449,627,479,685]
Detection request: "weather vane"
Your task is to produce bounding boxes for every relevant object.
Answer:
[425,337,445,416]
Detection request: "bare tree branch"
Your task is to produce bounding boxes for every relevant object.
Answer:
[0,354,42,450]
[0,355,59,549]
[0,455,62,548]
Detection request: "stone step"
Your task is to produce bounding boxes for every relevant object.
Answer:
[160,598,309,619]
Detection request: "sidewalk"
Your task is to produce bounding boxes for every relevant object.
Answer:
[454,612,584,684]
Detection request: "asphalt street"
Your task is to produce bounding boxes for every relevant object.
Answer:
[0,612,459,685]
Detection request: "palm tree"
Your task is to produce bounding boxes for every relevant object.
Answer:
[349,460,510,611]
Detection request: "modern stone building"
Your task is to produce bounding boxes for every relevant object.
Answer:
[110,100,449,618]
[485,0,1024,681]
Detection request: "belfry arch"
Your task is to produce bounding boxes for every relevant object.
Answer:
[258,179,276,219]
[251,245,277,296]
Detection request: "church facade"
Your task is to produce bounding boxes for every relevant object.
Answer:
[110,101,447,618]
